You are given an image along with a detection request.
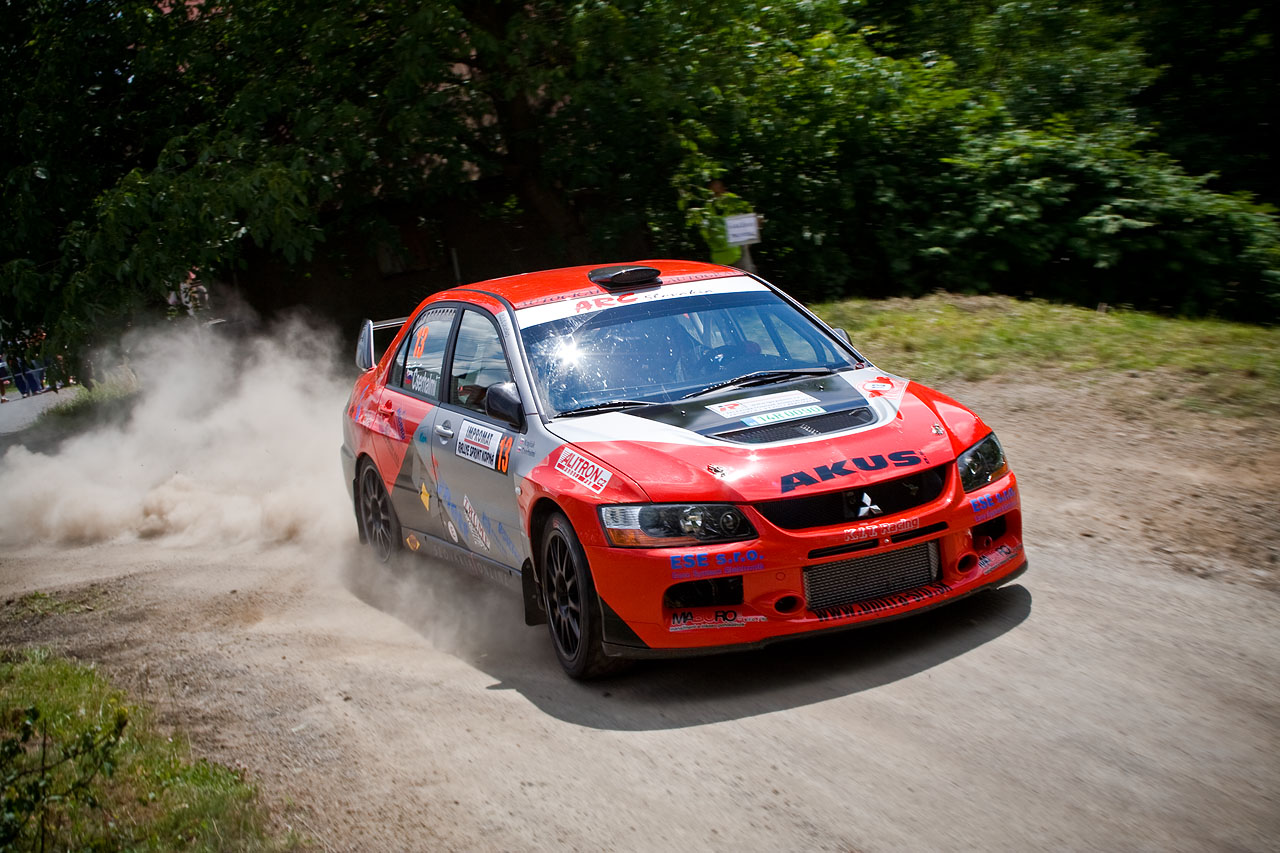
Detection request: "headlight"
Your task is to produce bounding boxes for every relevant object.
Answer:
[599,504,757,548]
[957,433,1010,492]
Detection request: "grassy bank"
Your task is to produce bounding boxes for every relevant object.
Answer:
[1,647,291,852]
[813,293,1280,417]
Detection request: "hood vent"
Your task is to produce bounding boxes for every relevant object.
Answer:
[713,407,875,444]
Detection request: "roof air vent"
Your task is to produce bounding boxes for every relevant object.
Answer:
[587,265,661,288]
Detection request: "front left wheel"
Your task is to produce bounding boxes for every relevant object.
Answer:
[358,460,401,562]
[541,512,624,680]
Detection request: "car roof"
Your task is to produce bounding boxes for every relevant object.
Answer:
[454,259,745,309]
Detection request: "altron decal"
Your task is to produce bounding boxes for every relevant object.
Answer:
[814,583,953,622]
[555,448,613,494]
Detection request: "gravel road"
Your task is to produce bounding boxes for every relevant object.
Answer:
[1,324,1275,851]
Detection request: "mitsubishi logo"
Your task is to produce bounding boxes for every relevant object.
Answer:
[858,492,882,518]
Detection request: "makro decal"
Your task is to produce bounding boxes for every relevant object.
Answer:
[456,420,503,469]
[707,390,818,419]
[741,404,826,427]
[669,609,768,632]
[844,517,920,542]
[462,495,491,551]
[978,542,1023,575]
[781,451,923,493]
[814,582,953,622]
[670,549,765,580]
[555,447,613,493]
[970,485,1018,523]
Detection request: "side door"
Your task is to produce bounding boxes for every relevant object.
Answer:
[380,305,458,544]
[430,308,527,570]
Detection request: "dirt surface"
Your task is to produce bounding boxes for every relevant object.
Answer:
[1,336,1277,851]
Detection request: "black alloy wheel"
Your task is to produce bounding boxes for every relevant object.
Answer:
[359,462,400,562]
[541,512,622,679]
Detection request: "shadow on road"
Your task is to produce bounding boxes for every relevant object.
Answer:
[343,550,1032,732]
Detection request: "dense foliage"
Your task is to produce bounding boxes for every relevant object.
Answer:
[1,0,1276,364]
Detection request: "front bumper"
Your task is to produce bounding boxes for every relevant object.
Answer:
[588,470,1026,655]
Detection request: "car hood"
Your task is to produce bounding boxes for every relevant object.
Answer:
[543,367,989,503]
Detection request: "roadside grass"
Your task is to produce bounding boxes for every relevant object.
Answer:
[812,293,1280,417]
[1,646,293,852]
[5,589,100,620]
[36,370,139,425]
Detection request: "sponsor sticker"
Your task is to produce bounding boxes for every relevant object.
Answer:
[455,420,503,469]
[978,542,1023,575]
[555,447,613,494]
[515,279,766,328]
[669,549,766,580]
[814,583,953,622]
[741,404,826,426]
[405,534,420,551]
[707,390,819,419]
[669,609,768,632]
[419,483,431,512]
[861,379,894,393]
[462,495,490,551]
[844,517,920,542]
[970,485,1018,523]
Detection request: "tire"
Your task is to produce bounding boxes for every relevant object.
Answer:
[540,512,625,679]
[358,460,401,562]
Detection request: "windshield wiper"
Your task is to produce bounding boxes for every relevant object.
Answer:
[556,400,650,418]
[681,368,837,400]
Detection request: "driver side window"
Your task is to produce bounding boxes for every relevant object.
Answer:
[450,310,513,415]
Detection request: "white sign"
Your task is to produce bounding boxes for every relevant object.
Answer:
[724,213,760,246]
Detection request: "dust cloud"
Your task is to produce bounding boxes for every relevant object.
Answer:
[0,317,354,550]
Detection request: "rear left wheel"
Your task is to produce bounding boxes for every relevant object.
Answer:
[358,460,401,562]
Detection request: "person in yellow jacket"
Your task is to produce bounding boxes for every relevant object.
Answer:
[692,180,758,270]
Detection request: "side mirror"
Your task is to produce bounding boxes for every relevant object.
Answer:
[485,381,524,429]
[835,327,851,344]
[355,319,375,371]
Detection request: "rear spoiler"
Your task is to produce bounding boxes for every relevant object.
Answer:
[355,316,408,371]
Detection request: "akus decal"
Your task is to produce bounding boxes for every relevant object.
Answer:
[456,420,503,469]
[707,390,819,419]
[781,451,923,493]
[555,448,613,493]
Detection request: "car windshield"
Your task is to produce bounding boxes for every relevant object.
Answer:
[518,286,861,417]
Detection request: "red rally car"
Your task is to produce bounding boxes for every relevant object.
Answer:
[341,260,1027,678]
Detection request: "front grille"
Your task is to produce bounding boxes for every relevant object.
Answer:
[803,541,939,611]
[714,408,875,444]
[755,464,949,530]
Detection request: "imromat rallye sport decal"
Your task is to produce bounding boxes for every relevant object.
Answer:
[341,260,1026,679]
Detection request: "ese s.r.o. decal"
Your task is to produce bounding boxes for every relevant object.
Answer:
[781,450,923,493]
[970,485,1018,522]
[555,447,613,493]
[670,549,765,579]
